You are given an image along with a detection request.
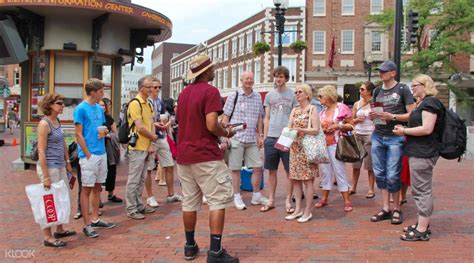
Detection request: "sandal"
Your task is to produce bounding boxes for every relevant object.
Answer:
[314,201,328,208]
[391,210,403,225]
[366,192,375,199]
[400,199,407,206]
[400,229,430,241]
[344,202,353,212]
[370,209,391,222]
[44,239,67,247]
[349,190,356,196]
[403,223,432,235]
[73,212,82,220]
[53,230,77,239]
[260,205,275,212]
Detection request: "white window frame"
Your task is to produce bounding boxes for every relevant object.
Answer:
[275,25,297,47]
[239,36,245,55]
[371,31,382,53]
[312,31,326,54]
[223,69,228,89]
[255,28,262,43]
[341,0,355,16]
[341,30,354,54]
[370,0,383,14]
[313,0,326,16]
[254,61,261,84]
[247,32,253,52]
[238,64,243,86]
[231,66,237,88]
[232,38,237,58]
[223,42,229,60]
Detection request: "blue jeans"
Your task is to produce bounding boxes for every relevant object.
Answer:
[371,133,404,193]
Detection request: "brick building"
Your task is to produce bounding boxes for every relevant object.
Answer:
[170,7,305,99]
[151,42,195,99]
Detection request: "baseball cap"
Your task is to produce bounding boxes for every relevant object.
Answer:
[377,60,397,72]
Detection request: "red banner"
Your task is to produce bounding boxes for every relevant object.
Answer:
[43,194,58,223]
[328,35,336,68]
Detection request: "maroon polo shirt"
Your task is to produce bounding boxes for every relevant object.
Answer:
[176,82,223,164]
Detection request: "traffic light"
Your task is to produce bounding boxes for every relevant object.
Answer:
[407,10,419,44]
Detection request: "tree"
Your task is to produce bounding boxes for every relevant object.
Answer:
[368,0,474,76]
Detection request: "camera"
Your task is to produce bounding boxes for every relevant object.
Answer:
[129,132,138,147]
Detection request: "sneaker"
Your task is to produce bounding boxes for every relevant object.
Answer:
[167,194,183,203]
[147,196,160,207]
[184,243,200,261]
[233,195,247,210]
[83,225,99,238]
[139,207,156,214]
[108,195,123,203]
[251,195,269,205]
[128,212,145,220]
[207,249,239,263]
[91,219,116,229]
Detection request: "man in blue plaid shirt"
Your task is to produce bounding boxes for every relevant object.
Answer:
[222,71,268,210]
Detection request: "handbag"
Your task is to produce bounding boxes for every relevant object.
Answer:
[335,133,367,163]
[274,127,297,152]
[302,106,330,164]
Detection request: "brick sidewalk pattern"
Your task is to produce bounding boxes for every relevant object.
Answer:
[0,130,473,262]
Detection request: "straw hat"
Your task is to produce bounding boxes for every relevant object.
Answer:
[185,53,215,81]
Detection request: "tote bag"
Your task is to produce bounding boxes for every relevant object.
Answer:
[335,133,367,163]
[302,106,330,164]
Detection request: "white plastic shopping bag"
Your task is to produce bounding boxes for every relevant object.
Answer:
[25,180,71,229]
[274,127,297,152]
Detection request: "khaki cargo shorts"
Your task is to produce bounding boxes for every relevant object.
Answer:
[177,160,234,211]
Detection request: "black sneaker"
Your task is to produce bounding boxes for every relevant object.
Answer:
[91,219,116,229]
[184,243,199,260]
[207,249,239,263]
[83,225,99,238]
[108,195,123,203]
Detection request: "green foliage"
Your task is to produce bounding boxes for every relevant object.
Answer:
[253,42,270,56]
[289,40,308,53]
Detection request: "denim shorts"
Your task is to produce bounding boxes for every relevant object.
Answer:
[263,137,289,172]
[371,132,404,192]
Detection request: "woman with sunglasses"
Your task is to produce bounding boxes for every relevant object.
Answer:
[285,84,320,222]
[315,85,353,212]
[36,93,76,247]
[349,81,376,198]
[393,74,445,241]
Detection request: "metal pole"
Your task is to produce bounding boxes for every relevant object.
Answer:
[275,5,284,67]
[394,0,403,81]
[368,64,372,81]
[278,28,283,66]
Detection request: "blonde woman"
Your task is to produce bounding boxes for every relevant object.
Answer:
[286,84,320,222]
[315,85,353,212]
[393,74,445,241]
[37,93,76,247]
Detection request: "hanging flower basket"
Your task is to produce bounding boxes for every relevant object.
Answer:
[253,42,270,56]
[290,40,307,53]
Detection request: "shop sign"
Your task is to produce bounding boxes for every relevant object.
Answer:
[24,124,76,160]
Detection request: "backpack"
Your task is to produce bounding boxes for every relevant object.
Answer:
[118,98,142,144]
[439,109,467,161]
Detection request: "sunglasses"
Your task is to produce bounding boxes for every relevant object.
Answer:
[154,86,161,89]
[294,90,303,95]
[359,88,366,91]
[54,101,64,106]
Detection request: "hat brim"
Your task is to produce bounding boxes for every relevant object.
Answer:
[185,61,216,81]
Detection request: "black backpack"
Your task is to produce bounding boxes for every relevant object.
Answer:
[439,109,467,161]
[118,98,142,144]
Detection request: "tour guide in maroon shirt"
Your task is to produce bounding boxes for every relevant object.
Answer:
[176,53,239,263]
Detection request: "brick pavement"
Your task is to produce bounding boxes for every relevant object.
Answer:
[0,129,473,262]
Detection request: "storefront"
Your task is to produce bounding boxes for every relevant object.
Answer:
[0,0,172,165]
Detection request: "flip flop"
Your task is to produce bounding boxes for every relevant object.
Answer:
[349,191,356,195]
[400,199,407,205]
[260,205,275,212]
[286,207,295,213]
[366,193,376,199]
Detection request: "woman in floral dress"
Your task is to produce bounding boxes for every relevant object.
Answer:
[286,84,320,223]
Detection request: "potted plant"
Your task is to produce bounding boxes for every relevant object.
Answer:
[290,40,307,53]
[253,42,270,56]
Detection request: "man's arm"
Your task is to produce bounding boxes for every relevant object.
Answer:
[206,112,234,138]
[263,106,270,140]
[379,103,415,122]
[135,119,157,141]
[75,124,91,159]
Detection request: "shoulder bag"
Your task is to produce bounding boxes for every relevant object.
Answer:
[302,106,330,164]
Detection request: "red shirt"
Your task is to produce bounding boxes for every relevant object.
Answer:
[176,82,223,164]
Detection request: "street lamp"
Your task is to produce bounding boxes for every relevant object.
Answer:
[273,0,288,66]
[366,55,373,81]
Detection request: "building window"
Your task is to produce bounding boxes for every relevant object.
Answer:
[342,0,354,16]
[254,61,260,84]
[224,42,229,60]
[247,32,253,51]
[371,32,382,52]
[232,39,237,58]
[223,69,228,89]
[341,30,354,54]
[217,71,222,89]
[274,58,297,82]
[276,25,297,46]
[255,28,262,42]
[313,31,326,54]
[239,36,245,55]
[238,64,243,86]
[313,0,325,16]
[218,45,222,59]
[370,0,383,14]
[231,66,237,88]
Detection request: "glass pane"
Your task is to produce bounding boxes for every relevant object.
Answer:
[31,84,47,121]
[32,53,46,84]
[55,55,83,83]
[55,85,83,121]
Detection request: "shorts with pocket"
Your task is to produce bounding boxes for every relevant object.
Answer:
[79,154,108,187]
[177,160,234,211]
[228,138,262,170]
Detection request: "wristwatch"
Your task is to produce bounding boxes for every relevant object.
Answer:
[392,115,397,121]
